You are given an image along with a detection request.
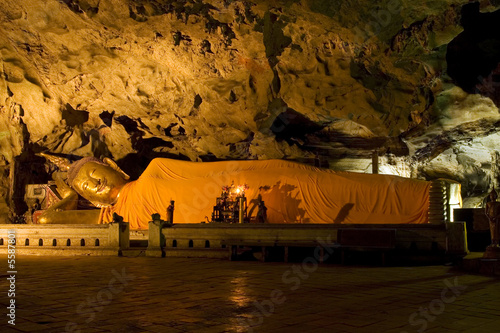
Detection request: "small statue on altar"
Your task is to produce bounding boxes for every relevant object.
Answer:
[484,189,500,258]
[485,189,500,246]
[167,200,175,224]
[112,212,124,224]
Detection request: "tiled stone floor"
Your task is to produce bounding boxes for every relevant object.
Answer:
[1,255,500,333]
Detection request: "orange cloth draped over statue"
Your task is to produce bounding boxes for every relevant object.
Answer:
[99,158,431,229]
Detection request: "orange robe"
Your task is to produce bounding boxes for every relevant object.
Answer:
[100,158,431,229]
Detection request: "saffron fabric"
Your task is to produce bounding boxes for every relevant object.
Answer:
[100,158,431,229]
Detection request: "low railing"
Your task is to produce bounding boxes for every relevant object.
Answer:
[147,220,342,259]
[0,222,129,256]
[0,217,467,260]
[147,218,468,260]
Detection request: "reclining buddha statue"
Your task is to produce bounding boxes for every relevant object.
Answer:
[38,153,432,230]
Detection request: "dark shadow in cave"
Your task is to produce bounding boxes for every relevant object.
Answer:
[446,2,500,103]
[259,181,309,223]
[269,102,325,143]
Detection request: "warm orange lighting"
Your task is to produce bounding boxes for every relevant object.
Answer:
[229,276,254,307]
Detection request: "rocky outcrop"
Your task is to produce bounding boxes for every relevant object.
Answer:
[0,0,499,220]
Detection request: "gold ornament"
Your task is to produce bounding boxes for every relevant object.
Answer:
[38,152,71,171]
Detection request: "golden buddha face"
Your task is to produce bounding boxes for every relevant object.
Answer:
[71,160,129,207]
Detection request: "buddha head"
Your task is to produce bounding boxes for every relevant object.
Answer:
[41,153,130,207]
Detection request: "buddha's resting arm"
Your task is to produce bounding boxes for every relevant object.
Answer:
[38,172,100,224]
[37,208,101,224]
[48,172,79,209]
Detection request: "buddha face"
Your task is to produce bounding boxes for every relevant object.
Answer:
[71,161,129,207]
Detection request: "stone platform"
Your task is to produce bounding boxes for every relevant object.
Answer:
[1,255,500,333]
[147,222,469,263]
[460,252,500,276]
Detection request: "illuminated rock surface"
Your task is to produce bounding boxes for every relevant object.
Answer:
[0,0,499,219]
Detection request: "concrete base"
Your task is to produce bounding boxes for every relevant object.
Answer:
[0,223,129,256]
[483,245,500,259]
[149,222,469,262]
[460,252,500,275]
[121,247,147,257]
[163,248,229,259]
[11,246,121,256]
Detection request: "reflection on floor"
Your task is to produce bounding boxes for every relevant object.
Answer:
[1,255,499,333]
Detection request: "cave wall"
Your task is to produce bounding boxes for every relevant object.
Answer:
[1,0,499,220]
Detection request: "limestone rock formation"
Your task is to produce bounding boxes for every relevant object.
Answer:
[0,0,499,221]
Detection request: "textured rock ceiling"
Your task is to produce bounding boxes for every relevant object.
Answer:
[1,0,500,219]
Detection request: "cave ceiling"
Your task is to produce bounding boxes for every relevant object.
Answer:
[1,0,500,215]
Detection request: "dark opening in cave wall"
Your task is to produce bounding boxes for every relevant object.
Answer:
[447,2,500,104]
